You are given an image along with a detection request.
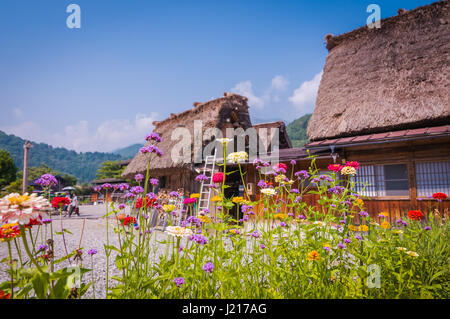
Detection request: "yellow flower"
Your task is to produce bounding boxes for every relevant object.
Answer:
[7,194,31,207]
[190,193,200,199]
[406,251,419,257]
[229,228,241,235]
[307,251,320,261]
[163,204,176,213]
[232,196,244,204]
[393,229,403,235]
[354,198,364,206]
[198,215,211,224]
[323,243,331,249]
[211,195,222,202]
[381,221,390,229]
[349,225,358,232]
[274,174,286,183]
[379,212,389,217]
[274,213,288,220]
[396,247,407,251]
[358,225,369,232]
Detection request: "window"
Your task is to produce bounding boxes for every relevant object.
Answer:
[416,161,450,197]
[354,164,409,197]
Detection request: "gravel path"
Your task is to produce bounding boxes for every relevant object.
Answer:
[0,204,168,299]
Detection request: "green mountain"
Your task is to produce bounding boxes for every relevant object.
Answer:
[286,114,312,148]
[112,143,143,159]
[0,130,123,184]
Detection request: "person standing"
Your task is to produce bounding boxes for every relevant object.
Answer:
[68,193,79,217]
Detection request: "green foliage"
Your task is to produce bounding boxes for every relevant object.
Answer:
[0,149,18,189]
[95,161,126,180]
[286,113,311,148]
[112,144,143,159]
[0,130,123,183]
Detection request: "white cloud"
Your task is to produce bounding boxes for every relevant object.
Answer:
[0,113,158,153]
[271,75,289,91]
[289,71,323,114]
[230,80,265,108]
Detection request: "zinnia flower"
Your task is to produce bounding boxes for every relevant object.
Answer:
[432,192,447,200]
[381,221,390,229]
[165,226,194,238]
[407,210,424,221]
[260,188,276,196]
[212,172,225,184]
[340,166,357,176]
[232,196,244,204]
[183,198,197,205]
[406,251,419,257]
[345,161,360,170]
[51,197,71,209]
[190,193,201,199]
[307,251,320,261]
[328,164,343,172]
[0,193,50,225]
[227,151,248,163]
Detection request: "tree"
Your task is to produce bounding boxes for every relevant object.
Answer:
[95,161,125,180]
[61,174,78,186]
[0,149,18,189]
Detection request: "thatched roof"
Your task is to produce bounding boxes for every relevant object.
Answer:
[308,1,450,141]
[122,93,253,178]
[253,121,293,150]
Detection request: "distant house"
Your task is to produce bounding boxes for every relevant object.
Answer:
[122,93,292,198]
[90,159,131,202]
[304,1,450,219]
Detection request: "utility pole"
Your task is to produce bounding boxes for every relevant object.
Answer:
[22,141,33,194]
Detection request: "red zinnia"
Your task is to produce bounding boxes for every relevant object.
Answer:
[432,192,447,200]
[212,172,225,184]
[183,198,197,205]
[51,197,71,208]
[123,216,137,226]
[328,164,343,172]
[135,198,156,209]
[345,161,360,170]
[25,218,42,229]
[0,290,11,299]
[274,163,288,171]
[407,210,424,221]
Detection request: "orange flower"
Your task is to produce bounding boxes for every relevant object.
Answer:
[0,290,11,299]
[381,221,390,229]
[307,251,320,261]
[407,210,424,221]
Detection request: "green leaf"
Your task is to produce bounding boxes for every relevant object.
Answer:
[31,272,50,299]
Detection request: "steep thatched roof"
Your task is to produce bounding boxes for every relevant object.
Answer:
[308,1,450,141]
[253,121,293,150]
[122,93,252,178]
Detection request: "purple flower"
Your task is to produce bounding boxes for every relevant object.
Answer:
[297,214,306,220]
[149,178,159,186]
[359,211,369,218]
[118,204,126,210]
[130,186,144,194]
[328,186,345,195]
[339,219,346,224]
[274,167,287,174]
[195,174,208,182]
[87,249,98,256]
[330,204,337,208]
[93,186,102,192]
[294,170,309,179]
[294,196,302,203]
[291,188,300,194]
[280,222,287,227]
[344,238,351,244]
[262,162,270,167]
[257,180,268,188]
[250,231,260,238]
[145,132,162,143]
[135,174,144,182]
[424,226,432,231]
[338,243,346,249]
[174,277,184,288]
[169,191,180,197]
[119,183,129,191]
[396,219,408,227]
[260,244,266,249]
[290,160,296,165]
[179,246,183,252]
[189,234,208,245]
[35,174,58,188]
[42,218,52,224]
[101,183,113,190]
[323,246,330,251]
[38,244,48,251]
[312,178,320,183]
[123,192,136,199]
[355,235,362,241]
[203,262,214,273]
[140,145,163,156]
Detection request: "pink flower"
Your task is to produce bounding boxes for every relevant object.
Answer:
[212,172,225,184]
[183,198,197,205]
[345,161,360,170]
[328,164,343,172]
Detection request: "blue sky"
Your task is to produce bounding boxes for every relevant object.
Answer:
[0,0,437,152]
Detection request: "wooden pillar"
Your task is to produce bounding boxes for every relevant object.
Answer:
[22,141,33,194]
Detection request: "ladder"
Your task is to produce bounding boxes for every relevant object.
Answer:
[198,148,217,213]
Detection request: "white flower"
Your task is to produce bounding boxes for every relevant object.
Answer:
[227,152,248,164]
[165,226,194,238]
[396,247,407,251]
[216,138,233,145]
[0,193,50,225]
[340,166,357,176]
[406,251,419,257]
[260,188,277,196]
